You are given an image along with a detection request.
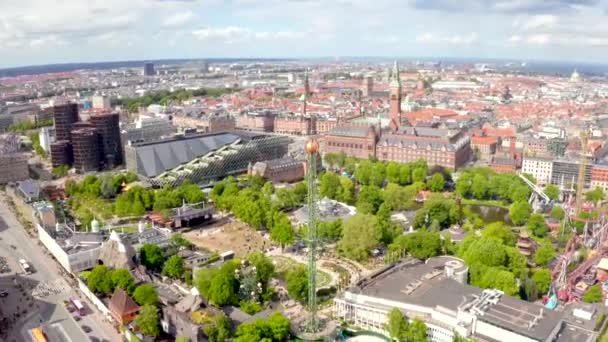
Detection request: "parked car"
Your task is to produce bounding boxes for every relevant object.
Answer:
[82,325,92,333]
[0,290,8,297]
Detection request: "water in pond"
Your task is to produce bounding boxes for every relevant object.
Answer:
[467,204,512,225]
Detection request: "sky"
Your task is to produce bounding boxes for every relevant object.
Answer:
[2,0,608,68]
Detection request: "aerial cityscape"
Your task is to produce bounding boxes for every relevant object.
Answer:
[5,1,608,342]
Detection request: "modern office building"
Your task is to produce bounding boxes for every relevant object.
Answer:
[72,127,101,173]
[50,140,73,168]
[551,160,593,190]
[52,103,79,141]
[125,131,290,187]
[90,112,122,167]
[144,63,155,77]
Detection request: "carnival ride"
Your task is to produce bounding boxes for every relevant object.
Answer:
[544,132,608,308]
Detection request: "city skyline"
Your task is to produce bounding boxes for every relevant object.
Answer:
[3,0,608,68]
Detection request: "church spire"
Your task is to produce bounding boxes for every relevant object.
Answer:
[390,60,401,88]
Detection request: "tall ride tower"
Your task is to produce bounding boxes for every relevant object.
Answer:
[389,61,402,131]
[305,138,319,333]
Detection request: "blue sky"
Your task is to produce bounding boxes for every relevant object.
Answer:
[1,0,608,67]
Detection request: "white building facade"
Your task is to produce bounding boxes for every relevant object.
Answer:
[522,157,554,186]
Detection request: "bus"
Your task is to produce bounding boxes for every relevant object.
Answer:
[31,327,47,342]
[19,259,31,275]
[71,298,85,316]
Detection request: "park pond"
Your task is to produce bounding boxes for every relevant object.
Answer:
[467,204,512,225]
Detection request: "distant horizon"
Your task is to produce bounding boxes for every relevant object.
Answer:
[2,56,608,78]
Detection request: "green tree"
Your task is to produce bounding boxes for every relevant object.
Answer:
[428,173,445,192]
[399,164,412,185]
[455,172,472,198]
[318,219,343,241]
[385,308,408,341]
[583,284,603,303]
[551,206,565,220]
[534,243,557,267]
[320,172,342,199]
[586,187,605,202]
[528,214,548,238]
[87,265,114,296]
[267,312,291,340]
[247,252,275,287]
[406,319,428,342]
[544,185,560,201]
[111,268,135,294]
[386,162,401,184]
[412,167,427,183]
[354,160,373,185]
[463,237,507,268]
[135,305,161,337]
[388,231,442,260]
[339,214,382,261]
[383,183,409,211]
[338,176,355,204]
[482,222,516,246]
[100,175,118,198]
[204,313,232,342]
[357,185,384,214]
[270,212,294,248]
[532,269,552,294]
[509,201,532,226]
[206,260,240,306]
[471,174,488,199]
[133,284,159,306]
[286,265,308,302]
[162,255,185,279]
[139,244,166,271]
[370,162,387,187]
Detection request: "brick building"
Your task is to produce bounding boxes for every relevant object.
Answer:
[377,127,471,170]
[274,116,315,135]
[471,136,498,161]
[490,156,518,174]
[323,125,379,160]
[236,112,275,132]
[322,62,471,170]
[173,113,235,133]
[591,164,608,192]
[249,157,306,183]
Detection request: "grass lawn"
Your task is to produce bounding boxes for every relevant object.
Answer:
[271,256,332,288]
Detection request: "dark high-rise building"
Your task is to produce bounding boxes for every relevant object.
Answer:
[52,103,79,141]
[90,113,122,167]
[50,140,73,168]
[72,128,100,173]
[144,63,155,76]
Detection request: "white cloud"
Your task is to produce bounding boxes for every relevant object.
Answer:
[162,11,197,28]
[527,34,551,45]
[522,15,559,30]
[192,26,308,43]
[416,32,478,45]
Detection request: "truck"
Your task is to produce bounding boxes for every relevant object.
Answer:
[19,258,31,274]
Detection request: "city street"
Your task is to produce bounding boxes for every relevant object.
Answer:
[0,195,121,342]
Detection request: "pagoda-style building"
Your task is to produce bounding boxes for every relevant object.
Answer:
[517,231,535,257]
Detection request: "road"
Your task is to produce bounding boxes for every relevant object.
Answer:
[0,194,121,342]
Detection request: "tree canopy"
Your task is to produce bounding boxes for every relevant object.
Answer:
[133,284,159,306]
[338,214,382,261]
[233,312,291,342]
[139,244,166,272]
[162,255,185,279]
[196,260,240,307]
[286,265,308,302]
[583,284,603,303]
[135,305,161,337]
[388,230,442,261]
[509,201,532,226]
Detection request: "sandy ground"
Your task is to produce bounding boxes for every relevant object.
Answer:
[183,218,274,257]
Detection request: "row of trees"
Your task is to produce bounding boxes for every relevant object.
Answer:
[456,167,531,204]
[386,308,428,342]
[116,88,237,113]
[456,222,554,299]
[66,173,207,220]
[9,118,53,132]
[195,252,276,307]
[84,265,160,306]
[211,177,295,247]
